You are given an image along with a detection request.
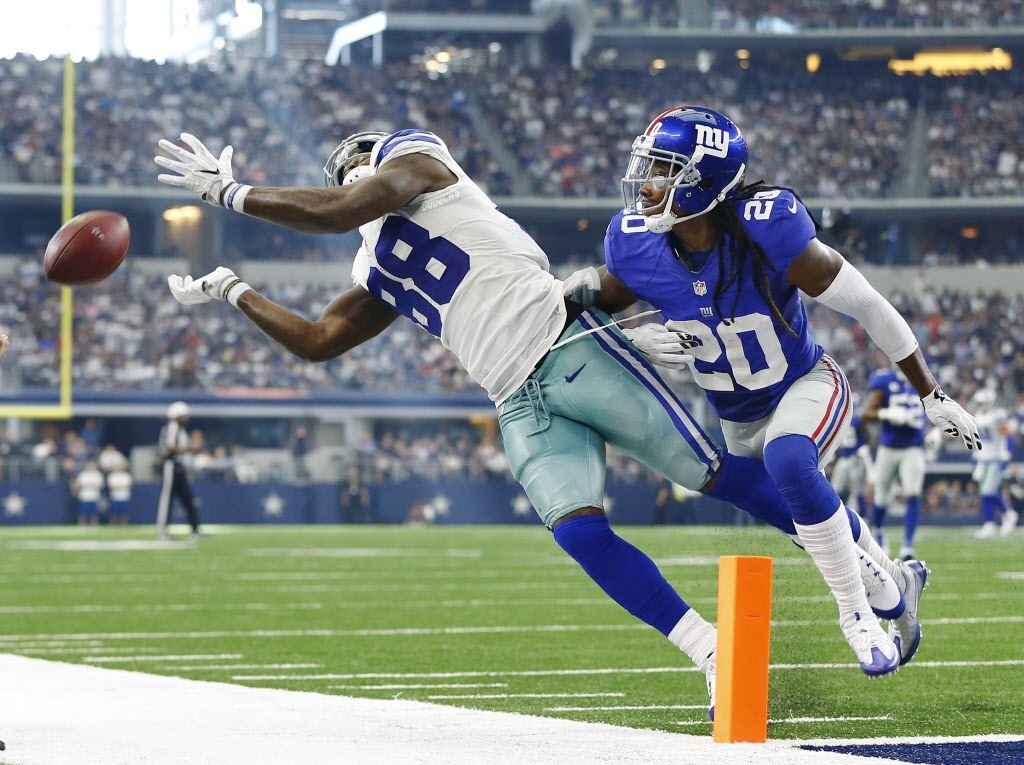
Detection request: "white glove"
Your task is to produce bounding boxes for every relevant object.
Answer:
[621,323,698,370]
[167,266,252,308]
[155,133,250,210]
[562,267,601,308]
[923,387,982,451]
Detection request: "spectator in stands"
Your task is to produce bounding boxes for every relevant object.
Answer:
[106,463,132,526]
[72,461,104,526]
[341,466,372,523]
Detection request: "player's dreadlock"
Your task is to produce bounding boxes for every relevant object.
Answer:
[703,180,822,338]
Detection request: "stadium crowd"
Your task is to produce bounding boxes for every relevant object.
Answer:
[4,254,1023,427]
[0,54,1018,200]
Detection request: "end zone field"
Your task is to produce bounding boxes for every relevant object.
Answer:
[0,524,1021,762]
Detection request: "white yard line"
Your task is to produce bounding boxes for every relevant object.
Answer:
[6,654,915,765]
[84,654,243,663]
[163,664,323,671]
[232,658,1024,681]
[997,572,1024,579]
[16,647,160,656]
[548,705,707,712]
[426,692,627,701]
[330,683,509,690]
[6,613,1021,645]
[674,716,890,727]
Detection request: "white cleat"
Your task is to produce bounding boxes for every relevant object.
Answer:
[1000,509,1019,537]
[975,522,998,540]
[840,610,900,678]
[888,559,928,666]
[702,650,716,722]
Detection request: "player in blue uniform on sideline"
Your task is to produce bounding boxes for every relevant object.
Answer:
[569,106,980,675]
[864,369,928,559]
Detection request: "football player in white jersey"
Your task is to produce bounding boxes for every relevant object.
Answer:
[155,129,925,709]
[971,389,1018,538]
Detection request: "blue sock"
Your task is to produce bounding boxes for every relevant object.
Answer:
[903,497,921,548]
[762,435,841,525]
[846,506,863,540]
[553,515,688,636]
[982,495,999,523]
[872,503,887,536]
[706,452,797,535]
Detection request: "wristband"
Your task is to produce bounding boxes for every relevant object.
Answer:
[222,182,252,213]
[224,278,253,308]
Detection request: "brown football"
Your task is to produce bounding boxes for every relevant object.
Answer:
[43,210,130,286]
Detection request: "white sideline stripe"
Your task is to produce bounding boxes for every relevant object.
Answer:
[674,716,890,727]
[427,692,626,700]
[18,647,160,656]
[548,705,707,712]
[7,614,1024,644]
[233,658,1024,681]
[330,683,509,690]
[997,571,1024,579]
[245,547,483,559]
[0,602,324,614]
[163,664,323,671]
[0,654,914,765]
[84,654,243,663]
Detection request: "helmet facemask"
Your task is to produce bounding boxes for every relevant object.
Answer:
[323,131,388,188]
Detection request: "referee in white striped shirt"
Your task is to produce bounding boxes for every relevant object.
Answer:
[156,401,201,540]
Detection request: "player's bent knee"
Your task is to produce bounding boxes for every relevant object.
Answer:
[764,434,840,525]
[551,506,605,529]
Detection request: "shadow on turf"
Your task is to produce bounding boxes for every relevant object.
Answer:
[802,740,1024,764]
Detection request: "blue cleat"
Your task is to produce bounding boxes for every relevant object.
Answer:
[840,611,901,678]
[889,559,928,666]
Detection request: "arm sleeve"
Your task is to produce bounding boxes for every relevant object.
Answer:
[814,260,919,363]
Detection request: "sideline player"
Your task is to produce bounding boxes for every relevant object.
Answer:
[157,401,201,540]
[155,128,885,715]
[864,367,927,559]
[971,389,1018,538]
[830,412,872,518]
[586,106,980,674]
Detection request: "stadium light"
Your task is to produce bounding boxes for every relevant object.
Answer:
[889,48,1012,76]
[163,205,202,223]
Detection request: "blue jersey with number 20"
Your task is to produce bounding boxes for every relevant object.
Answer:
[605,189,821,423]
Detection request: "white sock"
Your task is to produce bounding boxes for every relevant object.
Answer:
[667,608,716,667]
[847,506,904,590]
[795,504,873,617]
[856,549,904,615]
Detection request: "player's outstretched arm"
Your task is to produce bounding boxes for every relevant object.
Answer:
[167,266,397,362]
[789,238,981,450]
[236,287,398,362]
[154,133,454,234]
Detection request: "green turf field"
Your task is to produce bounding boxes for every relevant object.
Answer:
[0,524,1021,741]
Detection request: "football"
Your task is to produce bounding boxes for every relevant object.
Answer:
[43,210,130,285]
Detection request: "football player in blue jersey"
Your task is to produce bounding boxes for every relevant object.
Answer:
[570,106,981,676]
[864,368,928,560]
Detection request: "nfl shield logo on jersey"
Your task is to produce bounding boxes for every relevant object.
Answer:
[693,280,708,296]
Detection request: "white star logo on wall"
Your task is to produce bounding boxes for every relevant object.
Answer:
[262,493,285,518]
[511,494,532,518]
[3,492,26,518]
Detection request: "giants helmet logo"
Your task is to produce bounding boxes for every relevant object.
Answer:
[694,125,730,158]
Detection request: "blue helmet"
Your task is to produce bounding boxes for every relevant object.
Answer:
[621,106,748,232]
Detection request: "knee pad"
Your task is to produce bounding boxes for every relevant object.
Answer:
[553,514,612,565]
[764,435,840,525]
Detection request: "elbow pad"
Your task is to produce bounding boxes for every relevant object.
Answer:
[813,260,918,363]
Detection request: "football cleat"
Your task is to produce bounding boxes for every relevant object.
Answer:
[975,521,998,540]
[888,559,928,666]
[839,611,900,677]
[702,650,716,721]
[1000,509,1019,537]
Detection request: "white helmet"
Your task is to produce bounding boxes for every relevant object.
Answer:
[166,401,190,420]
